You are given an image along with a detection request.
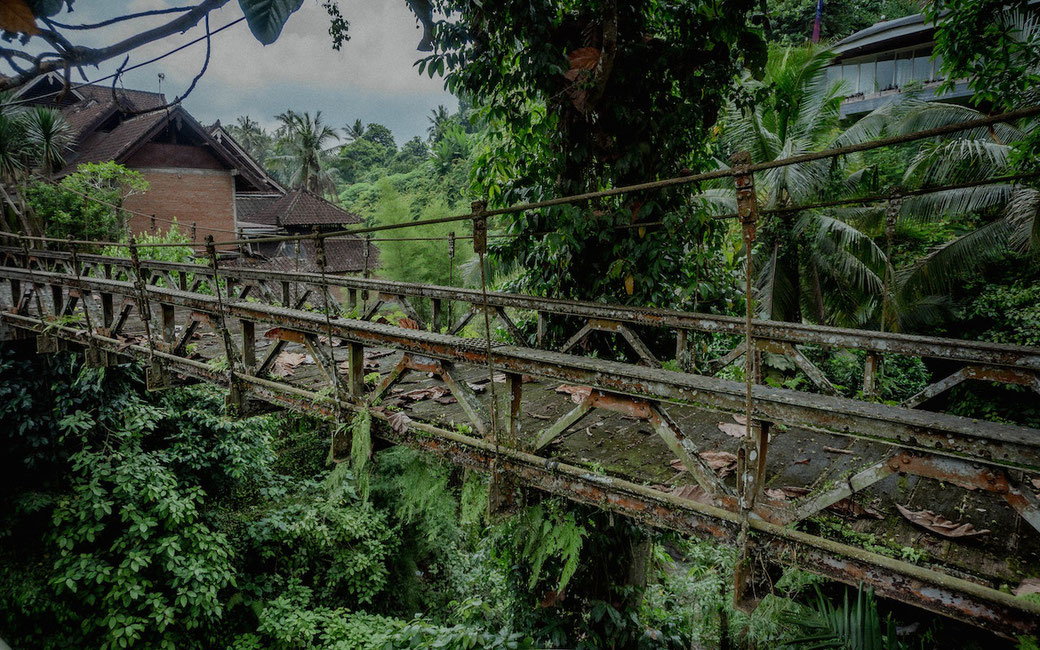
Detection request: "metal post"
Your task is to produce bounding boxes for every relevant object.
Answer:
[731,151,767,611]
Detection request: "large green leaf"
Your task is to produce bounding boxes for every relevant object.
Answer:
[27,0,68,18]
[238,0,304,45]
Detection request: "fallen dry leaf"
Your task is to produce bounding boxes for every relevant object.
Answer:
[764,486,810,501]
[435,396,457,405]
[1013,577,1040,597]
[1031,477,1040,490]
[793,458,811,465]
[397,386,451,403]
[398,317,421,330]
[555,384,592,404]
[717,422,745,438]
[896,504,990,538]
[670,484,711,504]
[0,0,40,35]
[672,451,738,478]
[387,410,412,434]
[829,498,883,520]
[563,47,600,81]
[733,414,747,425]
[272,351,307,377]
[700,451,738,477]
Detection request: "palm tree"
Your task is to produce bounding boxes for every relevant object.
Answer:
[227,115,271,163]
[889,100,1039,306]
[427,105,453,142]
[0,93,73,235]
[272,110,340,194]
[344,119,365,143]
[712,46,891,327]
[20,106,72,176]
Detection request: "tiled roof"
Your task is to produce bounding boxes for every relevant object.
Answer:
[60,99,116,144]
[61,111,166,172]
[252,188,362,229]
[236,194,282,226]
[236,236,379,274]
[76,84,167,112]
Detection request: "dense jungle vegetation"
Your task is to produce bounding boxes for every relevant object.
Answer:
[2,0,1040,647]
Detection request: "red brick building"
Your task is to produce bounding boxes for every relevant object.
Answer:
[16,73,282,247]
[17,73,374,271]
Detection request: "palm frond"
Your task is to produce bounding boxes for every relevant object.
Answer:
[1004,186,1040,253]
[783,584,902,650]
[903,138,1012,186]
[900,183,1015,222]
[897,218,1013,296]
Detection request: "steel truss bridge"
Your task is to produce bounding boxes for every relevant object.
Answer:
[2,244,1040,637]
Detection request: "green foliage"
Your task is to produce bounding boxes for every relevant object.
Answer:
[422,0,765,306]
[26,162,148,244]
[511,501,587,592]
[102,220,198,263]
[765,0,917,45]
[784,584,904,650]
[928,0,1040,111]
[238,0,306,45]
[366,184,474,292]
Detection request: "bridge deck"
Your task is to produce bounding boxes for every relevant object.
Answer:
[2,249,1040,636]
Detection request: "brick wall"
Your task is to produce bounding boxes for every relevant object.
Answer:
[124,168,236,248]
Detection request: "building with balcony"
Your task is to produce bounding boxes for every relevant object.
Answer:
[827,13,973,118]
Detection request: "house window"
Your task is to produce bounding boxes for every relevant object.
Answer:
[896,51,914,87]
[859,61,876,93]
[876,55,895,91]
[842,63,860,93]
[913,51,932,82]
[826,65,842,90]
[931,53,944,81]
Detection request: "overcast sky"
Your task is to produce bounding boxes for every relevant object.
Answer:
[12,0,457,143]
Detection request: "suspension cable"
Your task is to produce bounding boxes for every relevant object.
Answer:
[472,202,501,494]
[19,236,47,320]
[314,233,343,421]
[127,238,157,366]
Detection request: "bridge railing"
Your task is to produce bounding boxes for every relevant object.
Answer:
[2,258,1040,635]
[6,245,1039,417]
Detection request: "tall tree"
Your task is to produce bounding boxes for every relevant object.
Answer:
[714,45,890,326]
[426,105,454,142]
[423,0,768,307]
[272,110,340,195]
[226,115,272,164]
[344,119,366,143]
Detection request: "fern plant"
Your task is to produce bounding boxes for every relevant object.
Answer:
[783,583,903,650]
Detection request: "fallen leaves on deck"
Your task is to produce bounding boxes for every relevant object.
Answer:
[555,384,592,404]
[398,318,421,330]
[670,451,738,478]
[717,422,745,438]
[272,352,307,377]
[896,504,990,538]
[387,410,412,434]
